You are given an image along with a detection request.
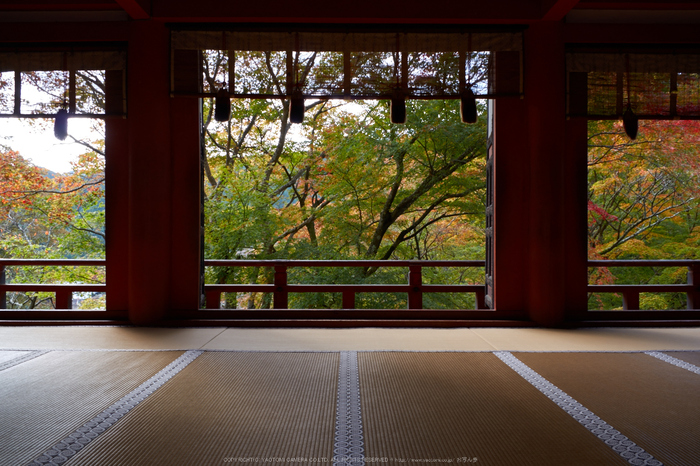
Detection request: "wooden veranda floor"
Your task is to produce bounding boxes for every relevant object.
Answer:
[1,327,699,466]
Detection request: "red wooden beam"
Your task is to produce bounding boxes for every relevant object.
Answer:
[0,3,117,11]
[149,0,542,23]
[0,22,128,43]
[566,23,700,44]
[543,0,581,21]
[114,0,149,19]
[577,2,700,10]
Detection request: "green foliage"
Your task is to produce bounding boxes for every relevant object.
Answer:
[1,134,106,309]
[201,50,488,309]
[587,120,700,310]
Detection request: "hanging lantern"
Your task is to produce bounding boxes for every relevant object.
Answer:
[214,88,231,122]
[55,54,70,140]
[460,87,478,124]
[390,89,406,124]
[622,104,638,140]
[54,108,68,141]
[289,89,305,124]
[621,55,638,140]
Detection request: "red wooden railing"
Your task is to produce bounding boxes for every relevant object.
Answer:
[1,258,698,311]
[203,260,487,310]
[0,259,106,309]
[587,260,700,310]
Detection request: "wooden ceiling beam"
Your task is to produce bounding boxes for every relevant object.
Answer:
[0,3,117,11]
[114,0,149,19]
[0,20,128,42]
[543,0,581,20]
[148,0,543,23]
[565,22,700,43]
[577,2,700,10]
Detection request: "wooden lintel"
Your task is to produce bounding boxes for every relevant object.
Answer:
[543,0,580,21]
[115,0,150,20]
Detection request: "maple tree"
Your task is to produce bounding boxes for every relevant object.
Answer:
[201,51,488,309]
[587,119,700,310]
[5,57,700,312]
[0,146,106,309]
[0,70,106,309]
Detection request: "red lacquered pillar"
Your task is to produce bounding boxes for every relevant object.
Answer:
[126,21,172,324]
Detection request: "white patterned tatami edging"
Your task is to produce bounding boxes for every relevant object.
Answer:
[0,350,49,372]
[29,350,204,466]
[334,351,365,466]
[645,351,700,375]
[494,351,662,466]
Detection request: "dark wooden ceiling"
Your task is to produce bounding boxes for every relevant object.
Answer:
[1,0,699,23]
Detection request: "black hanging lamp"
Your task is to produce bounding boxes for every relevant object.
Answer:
[54,82,68,141]
[390,41,408,125]
[287,43,305,124]
[460,87,478,124]
[623,103,638,140]
[390,88,406,124]
[214,87,231,122]
[289,88,305,124]
[459,38,478,124]
[214,34,233,123]
[54,107,68,141]
[622,54,638,140]
[54,56,70,140]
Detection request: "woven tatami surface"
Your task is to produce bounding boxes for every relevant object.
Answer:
[0,350,31,364]
[0,351,183,466]
[67,352,339,466]
[358,352,626,465]
[1,327,699,466]
[2,326,700,351]
[668,350,700,366]
[516,352,700,466]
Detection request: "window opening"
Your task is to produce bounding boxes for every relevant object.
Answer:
[587,119,700,310]
[197,47,492,310]
[0,49,123,310]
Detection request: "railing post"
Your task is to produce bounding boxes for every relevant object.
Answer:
[408,264,422,309]
[55,290,72,309]
[273,264,288,309]
[0,265,6,309]
[689,264,700,310]
[622,290,639,311]
[342,291,356,309]
[205,291,222,309]
[475,288,486,310]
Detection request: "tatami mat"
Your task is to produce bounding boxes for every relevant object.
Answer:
[667,350,700,367]
[0,351,182,466]
[201,328,496,351]
[2,326,699,351]
[0,326,225,350]
[515,352,700,466]
[2,339,698,465]
[471,327,700,352]
[358,352,626,465]
[67,352,339,466]
[0,349,31,364]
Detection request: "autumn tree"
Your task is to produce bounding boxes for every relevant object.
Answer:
[201,51,488,309]
[587,119,700,309]
[0,70,106,309]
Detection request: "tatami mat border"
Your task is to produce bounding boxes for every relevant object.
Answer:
[334,351,365,466]
[0,350,49,371]
[495,351,663,466]
[6,348,697,465]
[646,351,700,374]
[28,350,204,466]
